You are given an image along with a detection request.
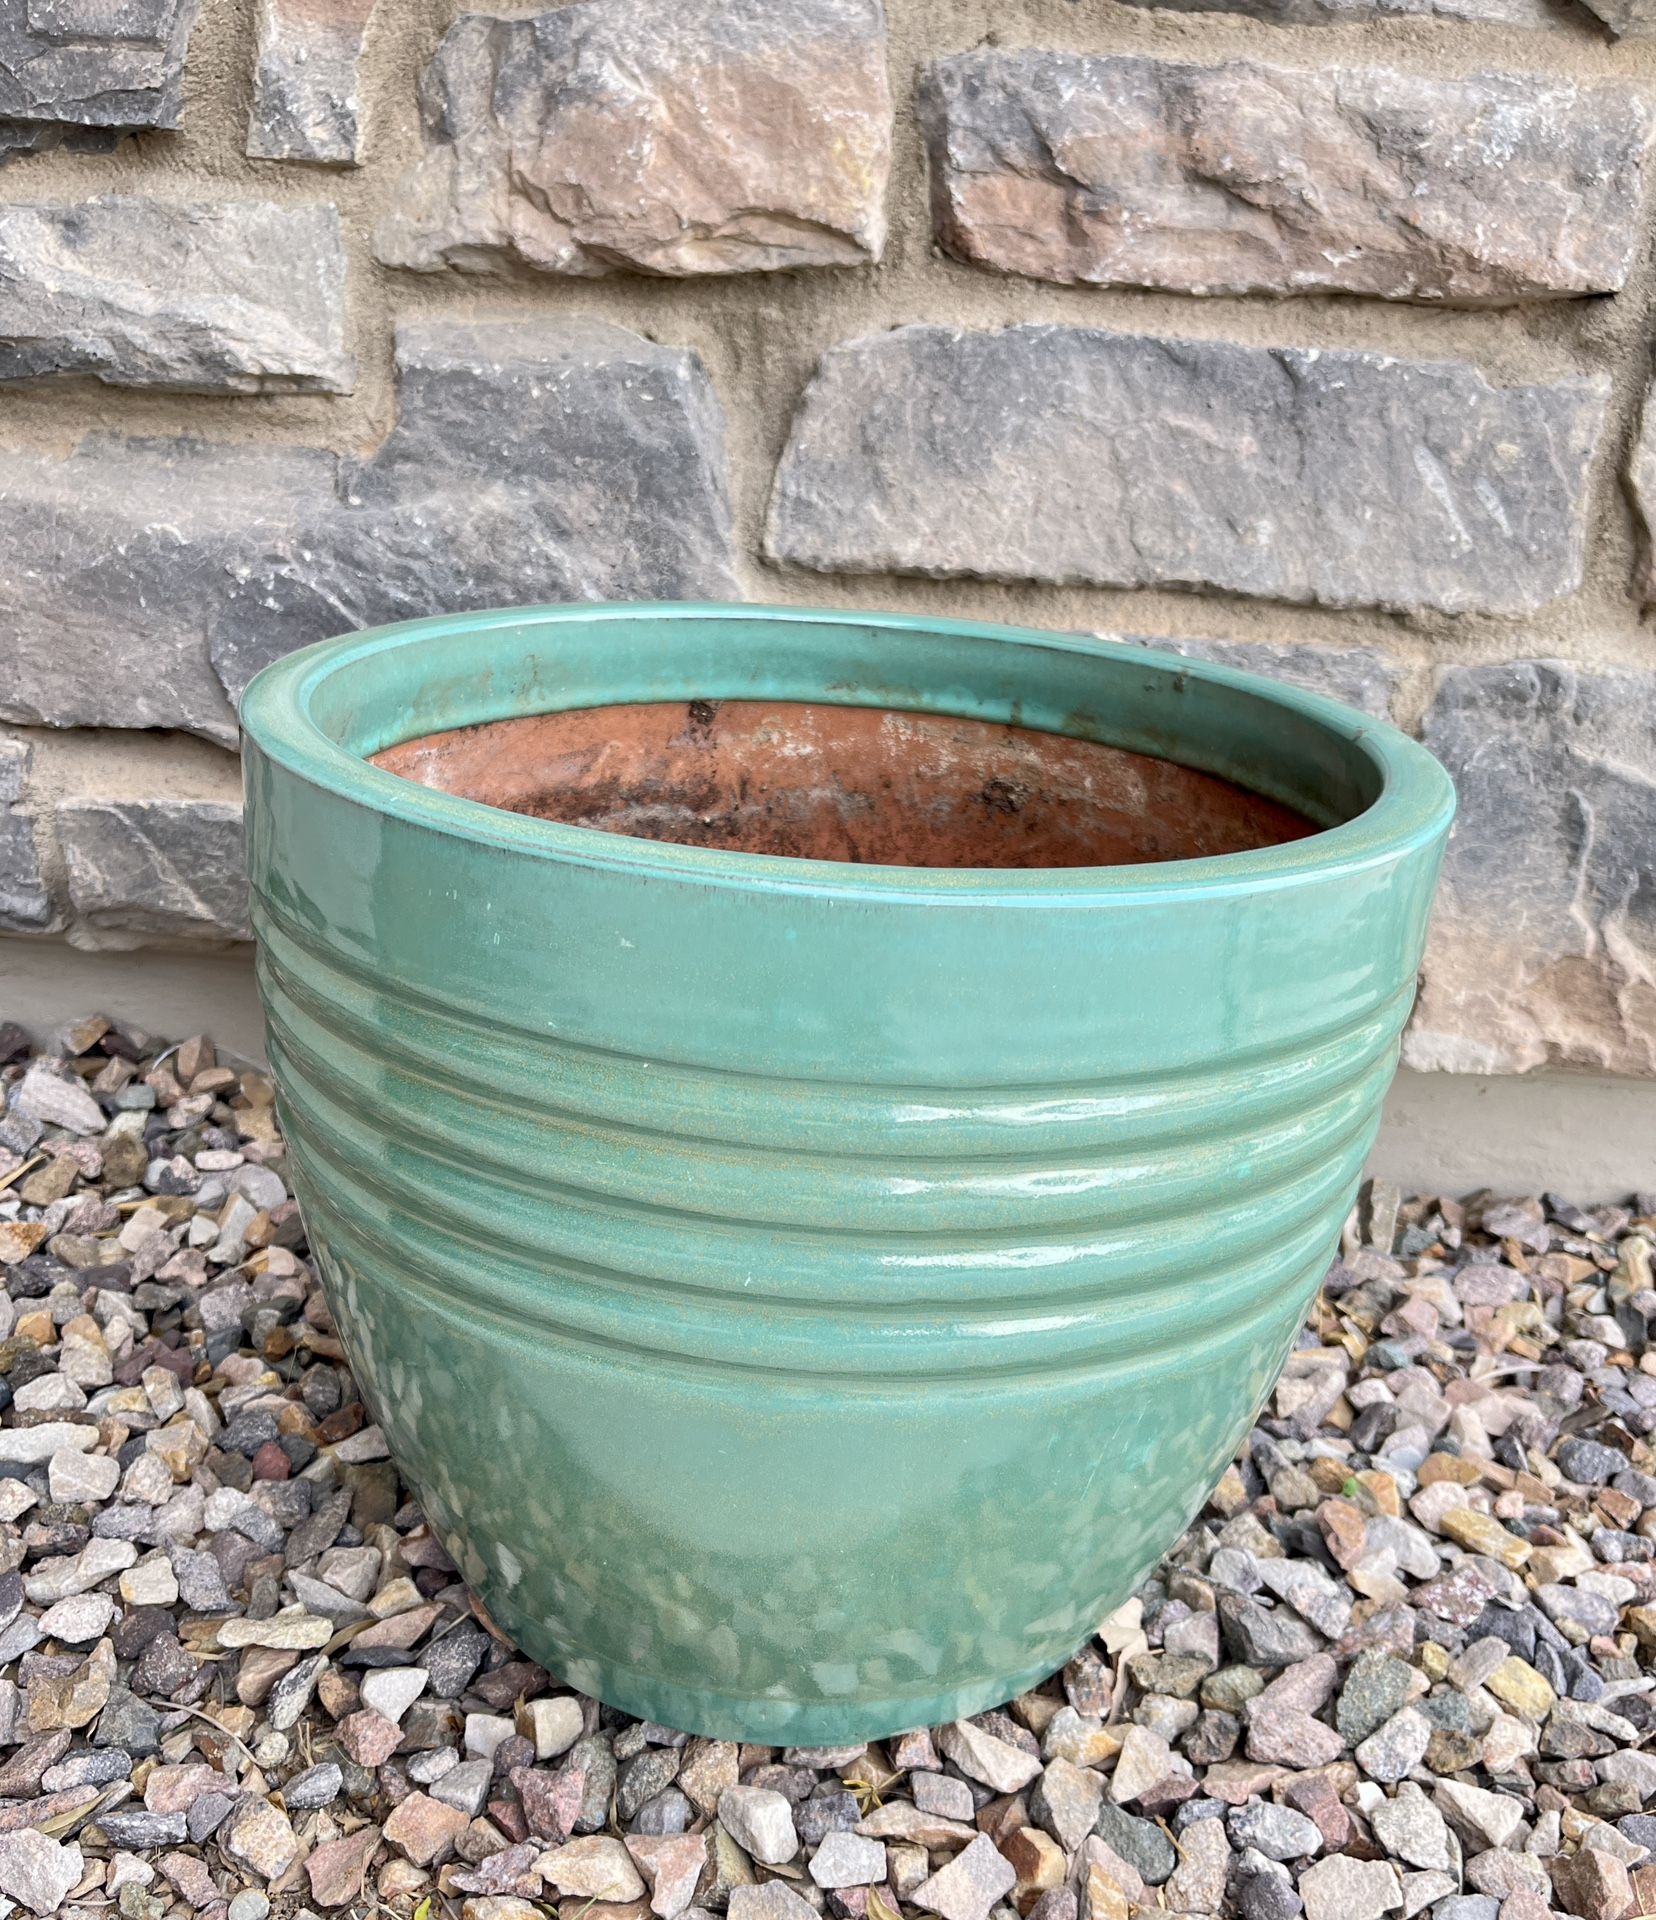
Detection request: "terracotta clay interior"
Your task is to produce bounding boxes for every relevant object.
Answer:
[371,701,1317,868]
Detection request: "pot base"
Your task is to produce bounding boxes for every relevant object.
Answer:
[372,699,1314,867]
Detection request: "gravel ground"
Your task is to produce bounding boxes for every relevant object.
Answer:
[1,1017,1654,1920]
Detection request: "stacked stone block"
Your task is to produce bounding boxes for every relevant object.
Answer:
[0,0,1652,1084]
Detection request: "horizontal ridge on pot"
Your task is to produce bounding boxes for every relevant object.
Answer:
[240,602,1455,1741]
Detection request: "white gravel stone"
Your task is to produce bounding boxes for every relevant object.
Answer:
[524,1693,585,1759]
[39,1591,117,1642]
[360,1665,429,1723]
[810,1831,888,1888]
[719,1784,800,1865]
[0,1422,97,1467]
[48,1447,120,1503]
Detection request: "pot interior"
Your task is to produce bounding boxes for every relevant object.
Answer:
[371,700,1315,869]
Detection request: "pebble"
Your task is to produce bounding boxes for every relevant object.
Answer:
[1370,1783,1454,1871]
[217,1608,333,1650]
[220,1793,299,1880]
[1434,1781,1525,1851]
[1230,1802,1324,1862]
[1557,1439,1626,1486]
[384,1789,470,1866]
[912,1832,1018,1920]
[1356,1706,1434,1783]
[538,1834,647,1900]
[631,1830,710,1915]
[1029,1754,1104,1849]
[1298,1855,1404,1920]
[1093,1803,1176,1885]
[0,1829,84,1916]
[809,1830,888,1888]
[730,1884,818,1920]
[46,1447,120,1504]
[524,1691,584,1758]
[1552,1846,1634,1920]
[360,1663,429,1722]
[913,1770,976,1821]
[1107,1723,1180,1804]
[719,1782,800,1865]
[38,1591,116,1643]
[940,1717,1043,1793]
[432,1756,493,1816]
[285,1759,343,1807]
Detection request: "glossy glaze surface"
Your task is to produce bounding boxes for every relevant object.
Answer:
[240,604,1454,1741]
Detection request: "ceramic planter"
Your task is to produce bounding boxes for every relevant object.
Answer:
[239,604,1454,1742]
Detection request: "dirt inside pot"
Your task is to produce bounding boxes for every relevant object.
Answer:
[371,701,1316,868]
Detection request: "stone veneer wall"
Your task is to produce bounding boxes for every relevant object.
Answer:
[0,0,1654,1083]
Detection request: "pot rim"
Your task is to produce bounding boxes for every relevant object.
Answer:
[240,600,1456,902]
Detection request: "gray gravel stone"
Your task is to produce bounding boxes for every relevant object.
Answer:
[376,0,890,277]
[1557,1438,1628,1485]
[1582,0,1656,33]
[284,1761,343,1807]
[922,51,1652,303]
[0,320,740,744]
[1031,1756,1105,1850]
[1339,1651,1418,1746]
[1094,1803,1177,1885]
[767,324,1605,618]
[431,1756,492,1816]
[1229,1802,1323,1861]
[98,1808,187,1847]
[1431,1899,1497,1920]
[0,198,352,392]
[1357,1707,1435,1783]
[13,1060,104,1135]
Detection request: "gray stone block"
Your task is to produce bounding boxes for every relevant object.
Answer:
[1580,0,1656,33]
[249,0,378,166]
[767,324,1606,618]
[1407,663,1656,1076]
[58,797,249,944]
[375,0,890,276]
[0,1,199,134]
[1622,379,1656,603]
[1118,0,1568,26]
[922,52,1653,304]
[0,122,120,166]
[0,736,53,934]
[0,320,740,743]
[0,440,331,744]
[0,197,353,392]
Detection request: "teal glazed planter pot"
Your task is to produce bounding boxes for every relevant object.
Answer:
[239,604,1454,1742]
